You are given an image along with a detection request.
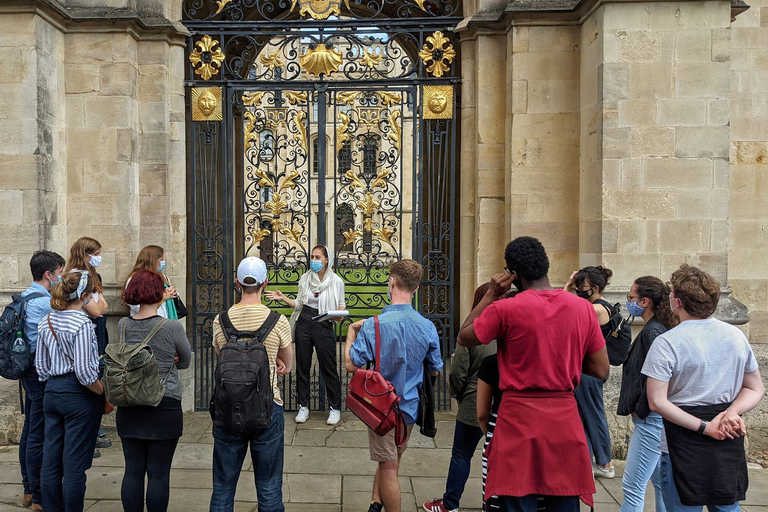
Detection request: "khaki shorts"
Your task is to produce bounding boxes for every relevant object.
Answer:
[368,424,414,462]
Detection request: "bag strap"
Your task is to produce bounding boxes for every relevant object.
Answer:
[220,310,280,344]
[219,310,236,342]
[139,318,167,348]
[252,311,280,342]
[47,314,73,363]
[393,402,408,447]
[374,315,381,373]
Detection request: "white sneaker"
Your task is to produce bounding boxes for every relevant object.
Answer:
[327,408,341,425]
[592,463,615,479]
[295,406,310,424]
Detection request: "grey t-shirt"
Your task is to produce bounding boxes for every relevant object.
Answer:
[117,316,192,402]
[642,318,759,452]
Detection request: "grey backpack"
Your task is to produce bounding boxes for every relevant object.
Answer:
[104,318,170,407]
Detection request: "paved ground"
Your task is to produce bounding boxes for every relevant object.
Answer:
[0,411,767,512]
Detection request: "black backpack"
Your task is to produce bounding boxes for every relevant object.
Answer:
[210,310,280,436]
[0,293,44,380]
[598,300,633,366]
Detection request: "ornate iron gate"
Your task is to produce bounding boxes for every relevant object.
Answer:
[184,0,461,411]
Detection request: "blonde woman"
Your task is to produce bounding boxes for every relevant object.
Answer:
[266,245,345,425]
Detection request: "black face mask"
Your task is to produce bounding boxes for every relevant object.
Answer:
[576,288,594,300]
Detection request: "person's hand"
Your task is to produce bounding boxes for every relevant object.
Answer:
[487,273,514,299]
[167,285,178,297]
[717,409,747,437]
[174,354,180,364]
[349,319,365,333]
[564,271,578,292]
[276,357,287,375]
[331,316,345,323]
[265,290,285,302]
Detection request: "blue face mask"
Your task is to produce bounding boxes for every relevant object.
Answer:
[87,254,102,268]
[310,260,324,273]
[626,300,645,317]
[48,273,62,287]
[158,260,166,273]
[83,298,91,307]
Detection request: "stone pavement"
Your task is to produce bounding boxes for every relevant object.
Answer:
[1,411,767,512]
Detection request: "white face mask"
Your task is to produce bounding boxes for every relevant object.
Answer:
[87,254,102,268]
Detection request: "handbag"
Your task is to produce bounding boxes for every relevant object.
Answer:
[346,316,408,446]
[172,296,187,319]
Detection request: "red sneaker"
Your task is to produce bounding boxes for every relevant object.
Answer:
[423,498,457,512]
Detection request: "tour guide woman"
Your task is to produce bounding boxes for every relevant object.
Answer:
[266,245,346,425]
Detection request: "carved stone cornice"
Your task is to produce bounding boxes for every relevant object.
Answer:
[0,0,189,44]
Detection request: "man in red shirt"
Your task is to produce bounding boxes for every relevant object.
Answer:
[457,236,610,511]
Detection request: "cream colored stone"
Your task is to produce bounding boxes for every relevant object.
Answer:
[658,99,707,126]
[66,33,113,63]
[601,254,661,287]
[617,30,661,62]
[602,63,629,100]
[621,158,642,188]
[629,62,674,99]
[603,188,676,219]
[675,30,712,61]
[603,127,630,158]
[603,3,651,31]
[100,63,138,97]
[630,126,675,157]
[658,220,710,252]
[84,96,135,129]
[617,220,641,253]
[618,99,658,127]
[526,80,579,114]
[711,28,730,62]
[139,102,170,133]
[0,49,27,84]
[0,191,24,225]
[677,1,730,29]
[643,157,713,188]
[707,98,730,125]
[512,26,529,53]
[676,62,730,98]
[675,126,729,158]
[138,64,169,102]
[675,188,728,219]
[64,64,99,94]
[513,52,580,81]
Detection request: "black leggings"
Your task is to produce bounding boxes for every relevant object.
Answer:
[120,437,179,512]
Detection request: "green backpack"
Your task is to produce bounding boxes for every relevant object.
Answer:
[104,318,170,408]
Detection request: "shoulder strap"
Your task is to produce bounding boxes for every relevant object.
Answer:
[374,316,381,373]
[219,310,235,340]
[47,314,73,363]
[21,292,45,303]
[139,318,167,348]
[219,310,280,344]
[252,311,280,342]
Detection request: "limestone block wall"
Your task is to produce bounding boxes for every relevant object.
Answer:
[729,0,768,344]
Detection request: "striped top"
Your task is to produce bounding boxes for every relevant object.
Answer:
[212,303,292,406]
[35,309,99,386]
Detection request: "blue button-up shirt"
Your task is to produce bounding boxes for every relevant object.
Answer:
[22,283,52,354]
[349,304,443,423]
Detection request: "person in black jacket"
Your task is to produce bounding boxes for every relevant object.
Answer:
[618,276,678,512]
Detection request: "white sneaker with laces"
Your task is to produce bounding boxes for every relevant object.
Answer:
[327,408,341,425]
[295,406,310,424]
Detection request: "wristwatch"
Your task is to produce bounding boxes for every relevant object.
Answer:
[697,420,708,434]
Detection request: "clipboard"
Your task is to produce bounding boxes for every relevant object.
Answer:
[311,310,349,322]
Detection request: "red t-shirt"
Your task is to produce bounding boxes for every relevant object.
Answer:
[473,289,605,392]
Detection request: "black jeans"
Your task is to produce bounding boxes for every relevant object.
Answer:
[295,308,341,410]
[20,369,46,505]
[120,437,179,512]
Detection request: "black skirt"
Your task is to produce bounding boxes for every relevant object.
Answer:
[116,396,183,440]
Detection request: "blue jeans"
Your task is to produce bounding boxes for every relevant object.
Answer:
[659,453,740,512]
[20,370,46,505]
[575,374,612,465]
[210,403,285,512]
[443,420,484,509]
[620,414,665,512]
[40,373,103,512]
[498,495,579,512]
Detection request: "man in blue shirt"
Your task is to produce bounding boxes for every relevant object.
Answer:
[20,250,65,511]
[346,259,443,512]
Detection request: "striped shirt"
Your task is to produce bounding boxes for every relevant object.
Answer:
[35,310,99,386]
[212,303,292,406]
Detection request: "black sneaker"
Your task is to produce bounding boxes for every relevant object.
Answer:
[368,502,383,512]
[96,437,112,449]
[93,449,101,458]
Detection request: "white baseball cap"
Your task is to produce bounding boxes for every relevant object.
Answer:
[237,257,267,285]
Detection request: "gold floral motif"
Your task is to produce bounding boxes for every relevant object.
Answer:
[412,0,427,11]
[251,227,271,244]
[345,169,367,190]
[337,112,351,146]
[289,0,351,19]
[280,226,302,244]
[243,92,266,107]
[423,85,453,119]
[189,35,225,81]
[337,91,358,105]
[260,52,284,71]
[284,90,308,105]
[342,229,363,247]
[370,167,390,190]
[253,168,275,189]
[377,91,402,107]
[192,87,223,121]
[418,31,456,78]
[278,169,300,193]
[244,111,258,148]
[357,193,380,216]
[387,110,401,153]
[361,50,383,68]
[363,217,374,232]
[265,108,288,130]
[214,0,233,14]
[359,107,380,128]
[294,110,308,154]
[299,44,343,76]
[373,226,396,246]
